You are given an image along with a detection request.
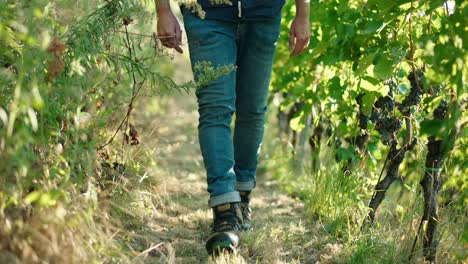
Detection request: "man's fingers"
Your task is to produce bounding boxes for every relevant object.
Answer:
[290,38,303,57]
[160,35,176,47]
[174,45,183,54]
[159,26,182,53]
[289,30,296,50]
[300,38,310,54]
[159,34,172,46]
[161,38,174,48]
[156,14,183,54]
[290,38,309,57]
[160,36,183,54]
[174,26,183,54]
[290,45,301,57]
[176,26,182,45]
[169,36,183,53]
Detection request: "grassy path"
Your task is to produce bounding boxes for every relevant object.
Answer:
[122,91,339,263]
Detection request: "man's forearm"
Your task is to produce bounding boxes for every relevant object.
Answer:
[295,0,310,19]
[155,0,172,15]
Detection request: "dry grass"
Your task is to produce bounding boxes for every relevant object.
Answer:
[106,92,338,264]
[6,41,464,264]
[0,194,125,263]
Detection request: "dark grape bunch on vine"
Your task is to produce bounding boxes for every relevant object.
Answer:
[374,117,402,145]
[399,70,425,115]
[369,80,401,145]
[365,72,425,226]
[356,93,369,132]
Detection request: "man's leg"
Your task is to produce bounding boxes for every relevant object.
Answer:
[234,17,282,230]
[183,10,245,255]
[183,11,240,208]
[234,17,282,192]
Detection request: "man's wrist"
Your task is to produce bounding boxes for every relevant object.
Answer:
[295,9,309,20]
[294,13,309,21]
[295,0,310,20]
[155,0,172,16]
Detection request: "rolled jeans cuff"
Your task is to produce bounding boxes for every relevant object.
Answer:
[236,181,256,191]
[209,191,241,207]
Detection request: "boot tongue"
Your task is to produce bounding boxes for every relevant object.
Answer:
[216,203,231,212]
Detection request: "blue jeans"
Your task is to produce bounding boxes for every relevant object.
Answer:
[182,10,281,207]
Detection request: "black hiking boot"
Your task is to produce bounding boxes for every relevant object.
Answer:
[205,202,243,255]
[240,191,252,231]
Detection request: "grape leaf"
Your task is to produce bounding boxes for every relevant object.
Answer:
[329,76,345,100]
[373,56,394,80]
[420,120,448,137]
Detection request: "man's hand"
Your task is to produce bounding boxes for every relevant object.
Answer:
[289,0,311,58]
[156,1,183,53]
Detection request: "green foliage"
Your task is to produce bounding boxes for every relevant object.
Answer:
[193,61,236,88]
[0,0,236,260]
[0,0,208,262]
[270,0,467,262]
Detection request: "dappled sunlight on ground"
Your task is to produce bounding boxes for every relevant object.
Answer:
[119,91,346,263]
[112,52,347,263]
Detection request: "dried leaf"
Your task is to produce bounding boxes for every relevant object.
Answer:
[100,148,110,160]
[47,37,66,54]
[96,101,103,109]
[129,123,140,145]
[47,55,65,81]
[123,16,133,26]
